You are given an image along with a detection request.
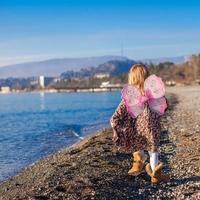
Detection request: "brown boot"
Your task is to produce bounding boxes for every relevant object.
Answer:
[128,151,146,176]
[145,162,170,184]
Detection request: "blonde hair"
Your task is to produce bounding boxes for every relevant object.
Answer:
[128,64,150,94]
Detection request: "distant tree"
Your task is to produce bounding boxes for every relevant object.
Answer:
[187,54,200,80]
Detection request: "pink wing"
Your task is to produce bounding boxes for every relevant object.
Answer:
[144,74,167,115]
[148,97,167,115]
[144,74,165,99]
[121,84,145,118]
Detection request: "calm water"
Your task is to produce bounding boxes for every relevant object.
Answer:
[0,91,121,182]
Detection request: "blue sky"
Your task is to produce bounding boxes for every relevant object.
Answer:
[0,0,200,66]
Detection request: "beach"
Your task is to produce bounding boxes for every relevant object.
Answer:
[0,91,117,182]
[0,86,199,199]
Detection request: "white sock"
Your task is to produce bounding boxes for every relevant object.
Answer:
[148,151,159,171]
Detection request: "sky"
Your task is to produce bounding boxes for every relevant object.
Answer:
[0,0,200,66]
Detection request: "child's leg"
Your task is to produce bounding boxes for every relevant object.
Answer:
[128,150,146,176]
[146,151,169,184]
[148,151,159,171]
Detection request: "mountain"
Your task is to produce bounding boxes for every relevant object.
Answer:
[0,54,188,79]
[96,59,137,76]
[0,56,128,78]
[60,55,186,80]
[138,55,187,65]
[60,59,137,79]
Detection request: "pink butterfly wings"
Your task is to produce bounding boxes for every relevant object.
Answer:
[144,75,165,99]
[121,84,145,118]
[121,74,167,118]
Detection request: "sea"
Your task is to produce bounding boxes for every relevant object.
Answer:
[0,91,121,182]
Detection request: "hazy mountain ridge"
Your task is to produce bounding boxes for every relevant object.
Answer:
[60,56,186,79]
[0,54,198,88]
[0,56,128,78]
[138,55,186,65]
[0,55,186,78]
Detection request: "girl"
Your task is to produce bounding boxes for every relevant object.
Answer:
[110,64,169,184]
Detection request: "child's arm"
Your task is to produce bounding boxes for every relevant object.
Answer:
[110,99,126,142]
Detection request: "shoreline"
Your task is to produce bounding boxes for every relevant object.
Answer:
[0,85,199,94]
[0,88,122,94]
[0,86,199,199]
[0,127,108,185]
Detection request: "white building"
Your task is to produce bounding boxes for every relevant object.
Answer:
[100,81,110,87]
[39,76,45,88]
[100,81,122,88]
[94,73,110,79]
[39,76,55,88]
[53,77,61,83]
[30,79,38,86]
[1,86,11,93]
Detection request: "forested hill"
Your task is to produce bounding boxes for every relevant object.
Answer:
[60,59,137,79]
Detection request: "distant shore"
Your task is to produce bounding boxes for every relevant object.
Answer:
[0,87,122,94]
[0,84,199,94]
